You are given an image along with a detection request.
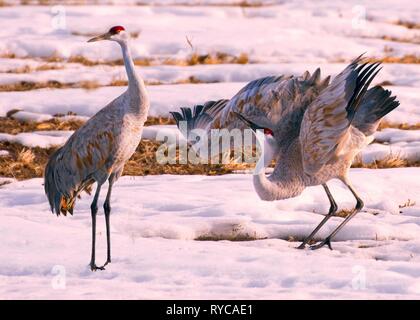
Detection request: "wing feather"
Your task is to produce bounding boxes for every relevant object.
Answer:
[299,57,382,175]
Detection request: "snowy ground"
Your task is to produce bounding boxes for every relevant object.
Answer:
[1,0,420,299]
[1,169,420,299]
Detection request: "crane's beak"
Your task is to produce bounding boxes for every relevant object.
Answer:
[87,32,111,43]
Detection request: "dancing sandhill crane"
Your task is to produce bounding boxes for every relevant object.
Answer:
[44,26,149,271]
[171,55,399,250]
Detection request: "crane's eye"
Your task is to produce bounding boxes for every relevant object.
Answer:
[264,128,273,136]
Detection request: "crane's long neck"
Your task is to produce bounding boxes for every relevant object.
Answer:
[120,41,149,115]
[253,138,302,201]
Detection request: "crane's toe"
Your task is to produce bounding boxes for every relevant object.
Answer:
[309,238,333,250]
[296,242,307,249]
[90,264,106,271]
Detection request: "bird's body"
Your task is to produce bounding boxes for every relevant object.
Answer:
[45,92,147,213]
[172,56,399,249]
[44,26,149,270]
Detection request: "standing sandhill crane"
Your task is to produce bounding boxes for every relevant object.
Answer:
[44,26,149,270]
[171,55,399,249]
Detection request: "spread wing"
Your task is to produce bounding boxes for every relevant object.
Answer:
[219,70,330,148]
[171,70,330,149]
[299,57,382,175]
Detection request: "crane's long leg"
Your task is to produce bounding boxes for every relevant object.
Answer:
[297,184,338,249]
[310,180,364,250]
[102,174,116,268]
[90,182,104,271]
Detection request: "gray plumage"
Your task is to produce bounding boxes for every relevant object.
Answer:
[44,26,149,270]
[44,91,148,216]
[171,55,399,249]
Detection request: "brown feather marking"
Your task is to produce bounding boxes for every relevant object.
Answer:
[85,148,93,166]
[74,151,83,171]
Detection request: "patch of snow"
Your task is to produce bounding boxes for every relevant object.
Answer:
[0,126,180,148]
[375,128,420,144]
[357,129,420,164]
[142,125,182,141]
[11,111,53,123]
[0,83,418,124]
[0,131,73,148]
[0,83,242,118]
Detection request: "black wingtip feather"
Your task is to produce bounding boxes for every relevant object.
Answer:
[347,60,383,119]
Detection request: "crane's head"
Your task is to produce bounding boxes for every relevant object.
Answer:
[234,111,279,170]
[88,26,128,43]
[234,111,276,145]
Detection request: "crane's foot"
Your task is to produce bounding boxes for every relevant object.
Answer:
[297,242,307,250]
[310,237,333,250]
[90,263,105,271]
[102,259,111,268]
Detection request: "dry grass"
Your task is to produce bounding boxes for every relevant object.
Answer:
[399,199,416,209]
[0,112,259,180]
[0,112,247,180]
[0,116,85,134]
[184,52,249,66]
[352,153,420,169]
[393,20,420,30]
[144,116,176,126]
[195,233,264,241]
[24,52,249,67]
[0,115,174,134]
[23,0,274,7]
[378,120,420,131]
[0,80,102,92]
[2,50,249,69]
[0,141,52,179]
[376,80,394,86]
[379,35,420,45]
[373,54,420,64]
[5,64,64,74]
[68,52,249,67]
[0,53,16,59]
[0,75,219,92]
[0,140,242,180]
[335,209,353,218]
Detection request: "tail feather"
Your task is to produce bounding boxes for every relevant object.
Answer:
[170,99,229,137]
[44,147,93,216]
[353,85,400,135]
[44,148,62,215]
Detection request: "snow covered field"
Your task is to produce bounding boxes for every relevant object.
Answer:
[1,169,420,299]
[1,0,420,299]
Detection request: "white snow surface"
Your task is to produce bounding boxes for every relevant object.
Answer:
[0,1,419,63]
[1,83,419,124]
[1,169,420,299]
[0,131,73,148]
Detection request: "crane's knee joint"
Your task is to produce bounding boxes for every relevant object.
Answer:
[90,203,98,214]
[355,199,364,211]
[328,203,338,215]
